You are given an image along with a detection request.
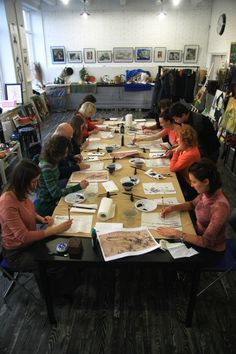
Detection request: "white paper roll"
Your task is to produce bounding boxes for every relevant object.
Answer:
[125,114,133,127]
[97,197,113,221]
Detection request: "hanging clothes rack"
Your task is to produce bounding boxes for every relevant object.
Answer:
[158,65,199,76]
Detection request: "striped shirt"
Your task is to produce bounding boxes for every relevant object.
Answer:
[36,160,82,216]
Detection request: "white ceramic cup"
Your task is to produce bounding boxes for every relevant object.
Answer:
[125,114,133,127]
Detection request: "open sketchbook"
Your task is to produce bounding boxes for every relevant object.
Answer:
[97,227,159,262]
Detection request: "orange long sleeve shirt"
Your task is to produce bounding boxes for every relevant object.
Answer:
[170,146,200,185]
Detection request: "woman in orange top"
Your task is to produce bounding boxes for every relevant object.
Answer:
[170,125,200,200]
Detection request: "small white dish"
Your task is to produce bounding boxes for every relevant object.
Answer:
[64,192,86,204]
[135,199,157,212]
[129,158,145,166]
[120,176,140,185]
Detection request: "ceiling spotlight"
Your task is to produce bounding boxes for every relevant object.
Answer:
[61,0,70,4]
[173,0,181,6]
[80,0,90,18]
[157,0,167,18]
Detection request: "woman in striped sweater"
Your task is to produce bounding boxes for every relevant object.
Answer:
[36,135,89,216]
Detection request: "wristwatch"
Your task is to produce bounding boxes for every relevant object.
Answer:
[180,232,185,243]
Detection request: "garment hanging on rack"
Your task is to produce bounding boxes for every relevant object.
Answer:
[160,68,197,103]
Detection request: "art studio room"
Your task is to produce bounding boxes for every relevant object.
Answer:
[1,0,236,353]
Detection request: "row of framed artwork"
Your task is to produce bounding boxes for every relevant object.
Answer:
[51,45,199,64]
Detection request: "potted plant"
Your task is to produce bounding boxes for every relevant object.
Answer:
[79,66,89,81]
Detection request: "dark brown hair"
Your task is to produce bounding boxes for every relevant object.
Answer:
[5,159,40,201]
[70,114,84,145]
[78,94,96,109]
[188,158,222,194]
[40,136,69,165]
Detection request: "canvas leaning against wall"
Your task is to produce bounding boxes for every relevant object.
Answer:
[209,89,226,123]
[220,97,236,134]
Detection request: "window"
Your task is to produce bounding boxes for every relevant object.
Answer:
[22,8,35,66]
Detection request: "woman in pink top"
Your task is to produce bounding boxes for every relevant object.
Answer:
[134,111,177,149]
[0,159,72,271]
[157,158,230,252]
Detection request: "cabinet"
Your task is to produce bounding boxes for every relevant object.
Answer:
[46,84,154,111]
[0,142,22,185]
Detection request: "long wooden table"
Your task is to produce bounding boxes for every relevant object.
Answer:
[37,122,222,326]
[53,125,196,238]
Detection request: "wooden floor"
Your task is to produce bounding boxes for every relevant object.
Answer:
[1,110,236,354]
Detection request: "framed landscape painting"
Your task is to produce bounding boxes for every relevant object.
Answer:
[51,46,66,64]
[183,45,199,63]
[167,50,182,62]
[113,47,133,63]
[97,50,112,63]
[135,47,152,62]
[154,47,166,62]
[84,48,96,63]
[67,51,82,63]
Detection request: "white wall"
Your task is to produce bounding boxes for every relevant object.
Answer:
[40,2,213,83]
[207,0,236,67]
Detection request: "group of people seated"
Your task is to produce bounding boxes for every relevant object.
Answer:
[0,95,230,300]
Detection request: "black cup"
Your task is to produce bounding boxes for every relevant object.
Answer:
[106,146,113,153]
[122,181,134,191]
[107,164,116,174]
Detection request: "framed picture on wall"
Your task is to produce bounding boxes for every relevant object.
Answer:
[183,45,199,63]
[97,50,112,63]
[50,46,66,64]
[230,42,236,65]
[67,51,82,63]
[84,48,96,63]
[167,50,182,62]
[134,47,152,62]
[5,83,23,104]
[113,47,133,63]
[153,47,166,62]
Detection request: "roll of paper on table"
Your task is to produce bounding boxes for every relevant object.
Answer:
[91,228,98,249]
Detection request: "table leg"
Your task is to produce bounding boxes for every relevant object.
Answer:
[185,269,200,327]
[38,262,57,325]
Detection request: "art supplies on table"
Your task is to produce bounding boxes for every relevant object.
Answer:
[143,182,176,195]
[97,197,115,221]
[69,170,109,183]
[54,215,93,234]
[97,227,160,262]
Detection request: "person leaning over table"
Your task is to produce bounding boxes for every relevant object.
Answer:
[133,110,177,157]
[0,159,73,272]
[53,122,90,179]
[75,101,110,140]
[169,125,200,200]
[157,158,230,252]
[70,113,88,155]
[169,102,220,163]
[142,99,172,133]
[78,94,104,125]
[35,135,89,216]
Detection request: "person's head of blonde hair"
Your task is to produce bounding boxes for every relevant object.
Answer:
[79,101,96,118]
[176,125,198,148]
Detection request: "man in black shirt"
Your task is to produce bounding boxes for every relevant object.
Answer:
[170,102,220,163]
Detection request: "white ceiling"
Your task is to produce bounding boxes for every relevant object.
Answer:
[41,0,210,12]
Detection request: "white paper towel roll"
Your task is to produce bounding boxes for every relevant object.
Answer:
[97,197,113,221]
[125,114,133,127]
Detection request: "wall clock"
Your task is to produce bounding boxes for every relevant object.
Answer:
[217,13,226,35]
